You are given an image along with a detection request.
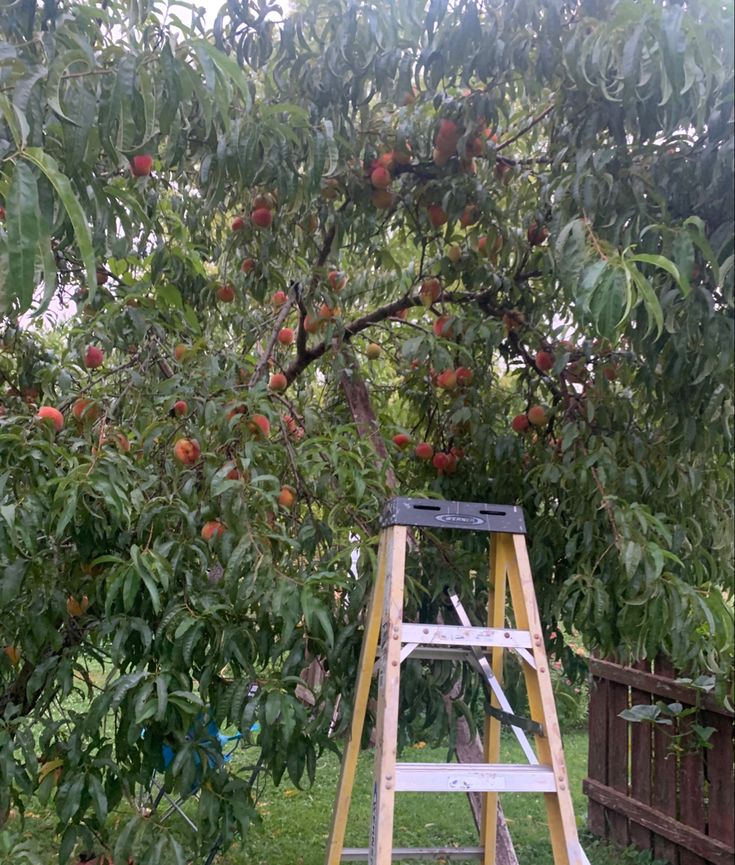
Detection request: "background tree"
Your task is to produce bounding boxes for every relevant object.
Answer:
[0,0,732,860]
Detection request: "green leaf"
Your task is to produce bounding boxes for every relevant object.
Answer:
[21,149,96,297]
[6,161,40,313]
[0,93,28,148]
[629,253,685,296]
[47,50,91,126]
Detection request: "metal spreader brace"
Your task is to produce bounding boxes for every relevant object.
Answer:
[325,497,591,865]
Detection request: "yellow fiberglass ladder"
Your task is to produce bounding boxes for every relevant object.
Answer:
[325,496,591,865]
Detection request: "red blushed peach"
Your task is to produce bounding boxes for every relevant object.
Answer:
[36,406,64,432]
[173,438,201,465]
[201,520,225,541]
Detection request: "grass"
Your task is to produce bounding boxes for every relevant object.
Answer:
[9,728,662,864]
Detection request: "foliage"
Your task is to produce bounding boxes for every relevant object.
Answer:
[0,0,733,859]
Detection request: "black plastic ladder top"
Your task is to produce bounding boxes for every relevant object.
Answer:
[381,497,526,534]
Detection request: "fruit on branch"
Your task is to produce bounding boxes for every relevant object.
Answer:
[66,595,89,618]
[494,161,513,184]
[225,462,242,481]
[433,315,454,338]
[435,118,461,154]
[252,193,275,210]
[372,189,394,209]
[304,314,323,334]
[172,400,188,417]
[277,327,294,346]
[459,204,478,227]
[392,433,411,449]
[173,438,201,465]
[231,216,246,232]
[478,232,503,261]
[321,178,341,200]
[527,405,547,426]
[3,645,20,666]
[535,350,554,372]
[370,166,392,189]
[96,268,108,286]
[601,364,618,381]
[271,290,288,307]
[36,406,64,432]
[427,204,448,228]
[465,135,485,158]
[318,303,339,320]
[433,148,450,167]
[455,366,473,386]
[283,414,304,440]
[102,431,130,452]
[217,283,235,303]
[174,344,190,361]
[72,398,101,423]
[269,372,288,392]
[130,154,153,176]
[415,442,434,460]
[248,414,271,438]
[419,278,442,306]
[241,258,256,274]
[251,207,273,229]
[527,222,549,246]
[511,413,530,433]
[84,345,104,369]
[446,244,461,264]
[278,485,296,508]
[436,369,457,390]
[365,343,382,360]
[328,270,347,291]
[201,520,225,541]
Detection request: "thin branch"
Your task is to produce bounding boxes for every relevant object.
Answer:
[249,293,296,387]
[497,102,556,152]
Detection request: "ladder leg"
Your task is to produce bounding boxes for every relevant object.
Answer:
[325,531,391,865]
[369,525,407,865]
[505,534,585,865]
[481,536,509,865]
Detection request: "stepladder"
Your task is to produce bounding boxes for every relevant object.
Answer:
[325,497,591,865]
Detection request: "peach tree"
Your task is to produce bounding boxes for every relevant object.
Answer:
[0,0,733,860]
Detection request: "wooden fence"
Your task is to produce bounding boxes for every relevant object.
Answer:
[583,657,734,865]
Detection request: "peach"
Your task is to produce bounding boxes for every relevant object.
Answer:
[535,350,554,372]
[392,433,411,449]
[366,343,382,360]
[427,205,447,228]
[84,346,104,369]
[278,485,296,508]
[251,207,273,228]
[36,406,64,431]
[248,414,270,438]
[172,400,188,417]
[370,166,391,189]
[527,405,547,426]
[415,442,434,460]
[511,414,530,433]
[201,520,225,541]
[277,327,294,346]
[436,369,457,390]
[269,372,288,392]
[72,398,101,423]
[419,278,442,306]
[217,283,235,303]
[173,438,201,465]
[130,154,153,176]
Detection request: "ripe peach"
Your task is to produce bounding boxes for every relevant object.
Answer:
[96,268,108,286]
[201,520,225,541]
[459,204,478,227]
[446,244,461,264]
[366,343,382,360]
[527,405,547,426]
[427,205,447,228]
[432,147,450,167]
[415,442,434,460]
[433,315,454,338]
[271,290,288,307]
[511,413,530,433]
[392,433,411,449]
[130,154,153,176]
[248,414,270,438]
[455,367,473,386]
[465,136,485,158]
[304,314,323,334]
[217,283,235,303]
[3,645,20,666]
[172,400,188,417]
[328,270,347,291]
[436,369,457,390]
[269,372,288,392]
[278,485,296,508]
[174,343,190,361]
[370,166,391,189]
[36,406,64,432]
[277,327,294,346]
[241,258,256,274]
[231,216,246,232]
[173,438,201,465]
[283,413,304,440]
[419,278,442,306]
[372,189,394,209]
[104,431,130,452]
[72,398,101,423]
[535,350,554,372]
[252,193,273,210]
[318,303,338,320]
[435,118,461,154]
[66,595,89,618]
[602,364,618,382]
[478,233,503,260]
[84,345,104,369]
[432,451,450,473]
[251,207,273,228]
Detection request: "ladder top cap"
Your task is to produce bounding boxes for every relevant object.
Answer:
[381,497,526,534]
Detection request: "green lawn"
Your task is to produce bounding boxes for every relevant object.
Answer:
[10,730,662,864]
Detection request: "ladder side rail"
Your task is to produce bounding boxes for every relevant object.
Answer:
[506,533,584,865]
[325,530,390,865]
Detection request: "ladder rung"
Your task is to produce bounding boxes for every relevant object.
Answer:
[394,762,556,793]
[402,623,533,649]
[342,847,485,861]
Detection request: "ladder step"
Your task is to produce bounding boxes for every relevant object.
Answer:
[402,623,533,649]
[342,847,485,861]
[394,762,556,793]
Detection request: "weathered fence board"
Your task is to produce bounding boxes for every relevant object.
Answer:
[584,656,734,865]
